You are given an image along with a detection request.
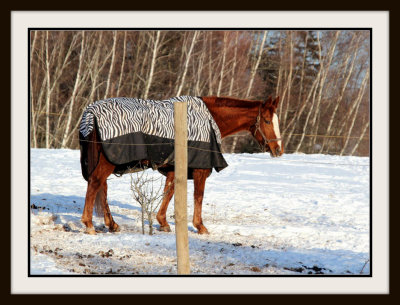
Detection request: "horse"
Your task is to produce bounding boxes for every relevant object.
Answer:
[79,95,283,235]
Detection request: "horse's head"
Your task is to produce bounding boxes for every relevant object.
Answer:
[252,96,284,157]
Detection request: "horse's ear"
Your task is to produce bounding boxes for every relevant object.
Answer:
[272,96,280,108]
[263,96,272,106]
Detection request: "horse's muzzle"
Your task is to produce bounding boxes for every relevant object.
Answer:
[270,146,282,158]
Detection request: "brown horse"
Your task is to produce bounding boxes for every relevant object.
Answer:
[80,96,283,235]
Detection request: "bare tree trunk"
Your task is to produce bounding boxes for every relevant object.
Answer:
[195,33,207,95]
[207,32,213,95]
[320,34,359,153]
[350,121,369,156]
[285,67,321,148]
[104,31,118,99]
[228,31,240,96]
[275,34,284,114]
[337,70,370,139]
[294,73,321,153]
[40,31,79,147]
[295,31,308,116]
[246,31,268,98]
[130,32,147,97]
[30,31,38,148]
[86,32,107,103]
[116,31,127,97]
[217,32,228,96]
[31,32,46,147]
[340,70,369,155]
[44,31,51,148]
[176,31,198,96]
[143,31,161,100]
[61,31,85,148]
[64,32,114,146]
[230,136,239,153]
[309,31,340,148]
[280,31,294,127]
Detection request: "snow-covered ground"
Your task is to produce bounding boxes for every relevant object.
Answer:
[29,149,370,275]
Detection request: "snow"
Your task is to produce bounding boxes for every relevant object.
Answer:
[29,149,370,276]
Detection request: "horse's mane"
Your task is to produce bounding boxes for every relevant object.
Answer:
[202,96,263,109]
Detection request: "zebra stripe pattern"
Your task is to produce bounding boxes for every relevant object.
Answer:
[79,96,222,144]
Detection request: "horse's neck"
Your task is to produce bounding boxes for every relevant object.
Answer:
[201,96,260,138]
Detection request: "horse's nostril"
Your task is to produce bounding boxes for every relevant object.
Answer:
[276,147,281,155]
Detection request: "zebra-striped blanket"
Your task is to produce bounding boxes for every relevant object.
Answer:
[79,96,228,177]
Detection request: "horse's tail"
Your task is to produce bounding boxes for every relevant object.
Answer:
[94,185,105,217]
[79,124,101,182]
[80,123,106,217]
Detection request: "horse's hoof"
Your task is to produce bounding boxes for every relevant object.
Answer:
[85,227,96,235]
[197,227,209,235]
[159,225,171,232]
[109,223,120,233]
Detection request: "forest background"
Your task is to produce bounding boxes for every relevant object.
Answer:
[29,30,370,156]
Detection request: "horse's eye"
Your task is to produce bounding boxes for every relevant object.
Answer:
[264,119,271,125]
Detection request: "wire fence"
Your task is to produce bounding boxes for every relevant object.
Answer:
[32,111,370,158]
[33,111,369,140]
[77,138,369,168]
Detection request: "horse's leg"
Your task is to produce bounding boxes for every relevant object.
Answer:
[82,153,115,234]
[156,171,175,232]
[98,181,120,232]
[192,168,211,234]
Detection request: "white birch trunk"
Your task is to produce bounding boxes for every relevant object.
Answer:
[228,31,239,96]
[230,136,239,153]
[61,31,85,148]
[44,31,51,149]
[134,33,150,97]
[116,31,128,97]
[195,34,207,95]
[294,73,322,153]
[143,31,161,100]
[275,34,283,110]
[104,31,118,99]
[349,121,369,156]
[340,70,369,155]
[309,31,340,147]
[217,32,228,96]
[208,32,213,95]
[30,31,38,148]
[281,31,294,127]
[246,31,268,98]
[319,36,359,153]
[176,31,198,96]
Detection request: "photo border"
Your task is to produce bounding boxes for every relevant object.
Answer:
[11,10,389,294]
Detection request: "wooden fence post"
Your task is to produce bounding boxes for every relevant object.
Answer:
[174,101,190,275]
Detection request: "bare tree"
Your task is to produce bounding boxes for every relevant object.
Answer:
[194,33,207,95]
[217,32,228,96]
[130,171,165,235]
[43,31,78,148]
[246,31,268,98]
[228,31,240,96]
[61,31,85,148]
[340,69,369,155]
[308,31,340,149]
[116,31,128,97]
[29,30,370,155]
[176,31,199,96]
[143,31,162,100]
[350,121,369,156]
[319,33,360,153]
[293,74,321,153]
[104,30,118,99]
[279,31,295,127]
[30,31,39,148]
